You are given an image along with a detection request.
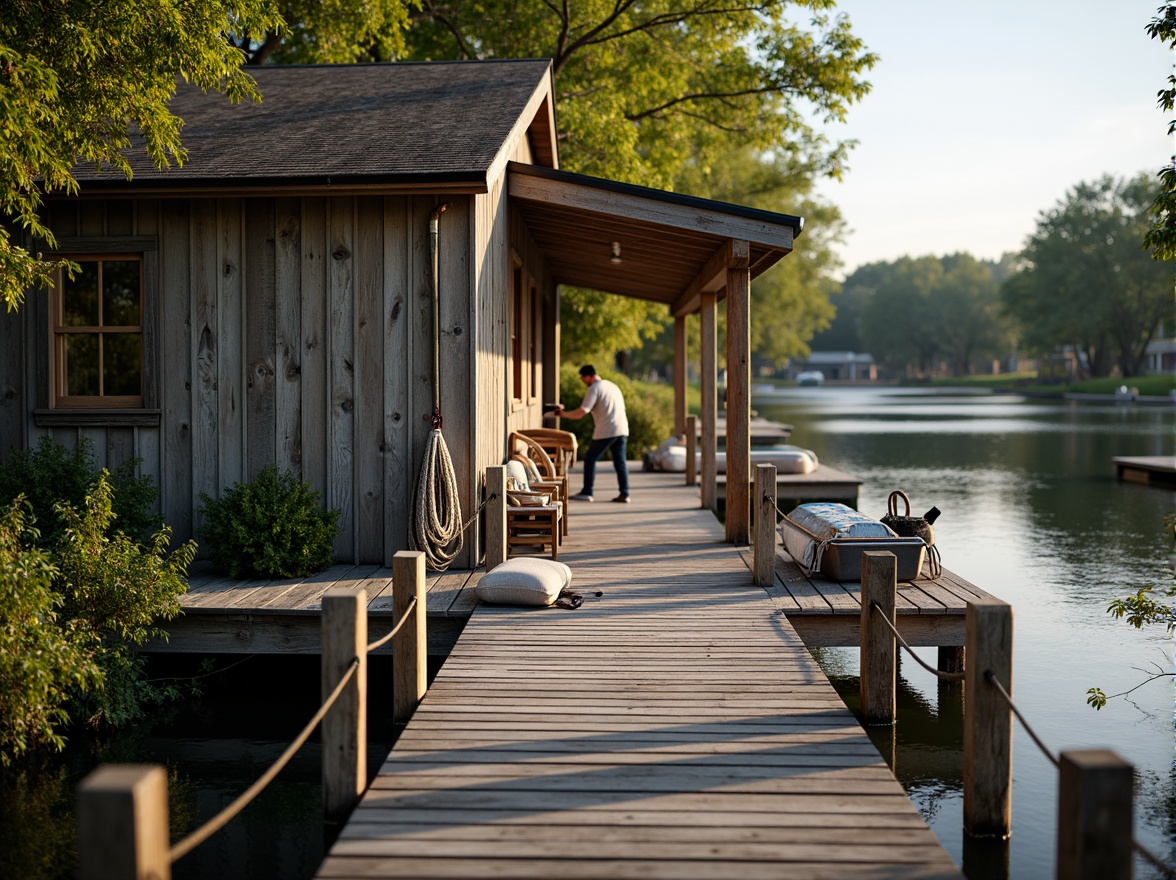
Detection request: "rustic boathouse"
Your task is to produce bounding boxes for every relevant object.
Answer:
[0,60,802,568]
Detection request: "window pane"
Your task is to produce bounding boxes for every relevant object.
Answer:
[104,333,142,397]
[62,262,99,326]
[64,334,99,396]
[103,261,141,326]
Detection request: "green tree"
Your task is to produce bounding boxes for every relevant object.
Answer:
[934,254,1008,376]
[0,1,284,311]
[1145,2,1176,261]
[858,257,944,376]
[1002,174,1172,378]
[403,1,875,365]
[236,0,418,64]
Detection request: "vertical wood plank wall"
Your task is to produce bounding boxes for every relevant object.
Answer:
[6,194,522,570]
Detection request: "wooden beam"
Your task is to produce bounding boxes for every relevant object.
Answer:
[725,261,750,543]
[509,171,791,256]
[673,315,687,436]
[700,293,717,512]
[672,239,750,317]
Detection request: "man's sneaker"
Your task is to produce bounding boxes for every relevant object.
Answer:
[612,494,631,503]
[571,493,594,502]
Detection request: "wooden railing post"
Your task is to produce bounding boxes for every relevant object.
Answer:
[964,598,1014,838]
[485,466,507,570]
[1056,749,1134,880]
[393,550,427,723]
[685,415,697,487]
[753,464,777,586]
[860,551,897,725]
[77,765,170,880]
[322,587,367,824]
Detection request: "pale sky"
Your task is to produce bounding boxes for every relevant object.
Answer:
[814,0,1173,275]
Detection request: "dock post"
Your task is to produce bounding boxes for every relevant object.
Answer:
[322,587,367,824]
[1056,749,1133,880]
[964,598,1013,838]
[859,551,897,725]
[685,415,697,487]
[753,464,777,586]
[485,466,507,570]
[393,550,427,723]
[77,764,170,880]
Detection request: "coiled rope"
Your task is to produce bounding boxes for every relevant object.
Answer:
[410,428,464,570]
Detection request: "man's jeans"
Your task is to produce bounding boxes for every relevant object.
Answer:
[581,435,629,496]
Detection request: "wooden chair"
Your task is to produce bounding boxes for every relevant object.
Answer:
[509,432,569,535]
[503,459,562,560]
[518,427,577,478]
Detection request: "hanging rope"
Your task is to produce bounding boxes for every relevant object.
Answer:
[408,202,467,571]
[410,426,464,570]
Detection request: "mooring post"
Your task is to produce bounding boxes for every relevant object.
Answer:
[860,551,897,725]
[964,598,1014,838]
[322,587,367,824]
[685,414,698,487]
[485,466,507,570]
[393,550,427,723]
[77,764,170,880]
[1056,749,1134,880]
[753,464,777,586]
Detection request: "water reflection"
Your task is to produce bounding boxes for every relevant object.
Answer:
[760,387,1175,879]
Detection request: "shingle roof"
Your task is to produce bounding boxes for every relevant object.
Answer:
[72,60,553,190]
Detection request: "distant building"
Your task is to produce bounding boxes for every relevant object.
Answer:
[788,352,876,382]
[1145,337,1176,374]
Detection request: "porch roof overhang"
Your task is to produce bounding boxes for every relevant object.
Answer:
[507,163,803,316]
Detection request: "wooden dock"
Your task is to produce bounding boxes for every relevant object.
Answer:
[316,471,961,879]
[1114,455,1176,487]
[716,463,862,507]
[149,562,481,657]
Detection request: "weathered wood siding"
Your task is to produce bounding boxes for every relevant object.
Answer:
[11,195,484,568]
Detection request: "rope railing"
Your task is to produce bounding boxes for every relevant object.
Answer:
[981,670,1175,876]
[365,595,417,654]
[169,657,360,862]
[869,601,966,682]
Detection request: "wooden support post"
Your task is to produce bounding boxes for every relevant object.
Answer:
[685,415,698,487]
[77,765,171,880]
[485,466,506,571]
[938,646,965,677]
[322,587,367,824]
[725,261,751,544]
[1056,750,1134,880]
[753,464,777,586]
[673,314,687,436]
[964,598,1014,838]
[700,292,717,511]
[393,550,427,724]
[860,551,897,725]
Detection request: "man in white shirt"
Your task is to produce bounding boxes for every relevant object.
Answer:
[554,365,631,503]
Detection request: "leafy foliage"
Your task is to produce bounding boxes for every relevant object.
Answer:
[0,0,284,311]
[855,254,1008,377]
[52,475,194,728]
[239,0,418,64]
[0,500,99,764]
[1144,3,1176,261]
[558,364,674,457]
[0,436,159,547]
[199,465,340,579]
[1002,173,1172,378]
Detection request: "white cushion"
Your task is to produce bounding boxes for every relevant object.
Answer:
[476,557,572,606]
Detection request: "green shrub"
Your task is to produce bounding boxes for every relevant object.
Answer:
[558,364,674,458]
[0,436,158,546]
[0,499,100,764]
[53,474,195,728]
[198,465,340,579]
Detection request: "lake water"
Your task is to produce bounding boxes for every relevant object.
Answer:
[3,386,1172,879]
[754,385,1175,878]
